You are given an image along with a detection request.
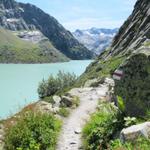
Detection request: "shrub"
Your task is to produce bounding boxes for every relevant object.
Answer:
[38,71,77,98]
[58,107,70,117]
[110,138,150,150]
[124,116,137,127]
[4,112,62,150]
[82,102,123,150]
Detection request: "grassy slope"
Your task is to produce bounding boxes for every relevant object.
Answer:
[0,28,68,63]
[76,51,127,86]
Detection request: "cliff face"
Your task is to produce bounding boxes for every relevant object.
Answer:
[0,0,94,60]
[108,0,150,56]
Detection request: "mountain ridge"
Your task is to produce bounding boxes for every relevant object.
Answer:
[0,0,94,63]
[73,28,118,55]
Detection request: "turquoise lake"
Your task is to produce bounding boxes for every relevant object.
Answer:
[0,60,92,119]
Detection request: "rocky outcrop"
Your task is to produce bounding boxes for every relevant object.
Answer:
[35,101,60,114]
[120,122,150,142]
[108,0,150,56]
[0,0,94,60]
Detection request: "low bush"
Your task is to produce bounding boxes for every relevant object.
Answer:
[4,112,62,150]
[110,138,150,150]
[82,102,123,150]
[38,71,77,98]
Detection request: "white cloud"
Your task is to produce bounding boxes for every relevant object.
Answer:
[63,18,124,31]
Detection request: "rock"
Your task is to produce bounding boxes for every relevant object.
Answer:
[104,78,115,87]
[35,101,53,114]
[52,107,60,114]
[53,95,61,107]
[84,77,114,88]
[84,78,99,87]
[70,142,77,145]
[74,128,82,134]
[120,122,150,142]
[61,96,73,107]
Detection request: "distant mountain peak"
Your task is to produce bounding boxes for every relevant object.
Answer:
[73,28,118,55]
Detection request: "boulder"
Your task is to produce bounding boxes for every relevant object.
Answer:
[52,107,60,114]
[120,122,150,142]
[53,95,61,107]
[61,96,73,107]
[35,101,53,114]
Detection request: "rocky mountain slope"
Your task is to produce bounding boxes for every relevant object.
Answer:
[73,28,118,55]
[78,0,150,116]
[0,0,94,63]
[79,0,150,83]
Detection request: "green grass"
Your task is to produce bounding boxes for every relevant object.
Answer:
[58,107,70,117]
[0,28,68,63]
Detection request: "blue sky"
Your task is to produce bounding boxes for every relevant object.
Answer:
[17,0,137,31]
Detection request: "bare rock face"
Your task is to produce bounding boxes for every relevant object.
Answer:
[120,122,150,142]
[109,0,150,56]
[14,30,47,43]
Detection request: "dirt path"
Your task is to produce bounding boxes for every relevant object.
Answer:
[56,84,109,150]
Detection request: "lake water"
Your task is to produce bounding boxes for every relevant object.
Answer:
[0,60,92,119]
